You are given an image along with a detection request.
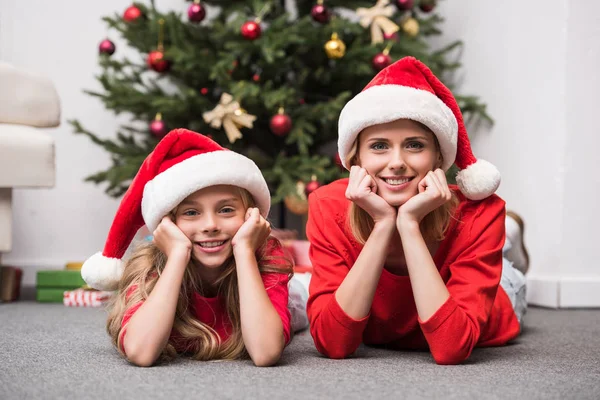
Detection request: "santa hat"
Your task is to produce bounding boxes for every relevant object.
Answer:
[337,56,500,200]
[81,129,271,291]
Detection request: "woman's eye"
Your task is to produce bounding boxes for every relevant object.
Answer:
[220,207,235,214]
[183,210,198,216]
[370,142,388,151]
[407,141,424,150]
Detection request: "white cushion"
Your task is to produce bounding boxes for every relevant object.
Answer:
[0,124,55,187]
[0,62,61,128]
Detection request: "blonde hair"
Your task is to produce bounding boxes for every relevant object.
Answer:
[346,125,459,245]
[106,187,292,363]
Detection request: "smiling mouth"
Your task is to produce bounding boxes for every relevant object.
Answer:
[381,177,413,186]
[196,240,227,248]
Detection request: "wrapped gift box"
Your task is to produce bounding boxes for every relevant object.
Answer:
[36,270,86,303]
[63,289,112,307]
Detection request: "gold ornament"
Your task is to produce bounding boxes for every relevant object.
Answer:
[202,93,257,143]
[356,0,400,45]
[284,181,309,215]
[324,33,346,59]
[402,17,419,38]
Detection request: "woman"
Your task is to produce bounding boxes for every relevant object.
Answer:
[306,57,527,365]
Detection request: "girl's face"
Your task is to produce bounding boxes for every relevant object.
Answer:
[174,185,247,271]
[356,119,441,207]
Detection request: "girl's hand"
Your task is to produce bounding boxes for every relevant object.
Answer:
[397,169,452,229]
[152,216,192,261]
[345,166,397,225]
[232,208,271,252]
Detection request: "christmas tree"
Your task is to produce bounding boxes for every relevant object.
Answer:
[70,0,491,218]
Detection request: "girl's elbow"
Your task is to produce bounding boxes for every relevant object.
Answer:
[250,349,282,367]
[125,344,159,367]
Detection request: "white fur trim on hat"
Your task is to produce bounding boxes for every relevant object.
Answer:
[455,159,501,201]
[142,150,271,232]
[338,85,458,171]
[81,251,124,291]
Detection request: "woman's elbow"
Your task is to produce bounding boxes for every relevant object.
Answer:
[431,348,471,365]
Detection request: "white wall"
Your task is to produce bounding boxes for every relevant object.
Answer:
[2,0,599,306]
[435,0,600,307]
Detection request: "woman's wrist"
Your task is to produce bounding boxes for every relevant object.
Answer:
[396,217,420,237]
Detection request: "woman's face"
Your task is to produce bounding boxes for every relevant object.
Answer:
[356,119,441,207]
[173,185,247,271]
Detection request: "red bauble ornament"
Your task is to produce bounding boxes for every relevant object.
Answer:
[188,2,206,23]
[147,50,171,72]
[372,52,392,71]
[395,0,414,11]
[252,74,260,82]
[311,4,330,24]
[150,115,167,138]
[305,179,321,195]
[270,110,292,136]
[123,5,142,22]
[383,31,398,41]
[241,21,261,40]
[419,0,436,13]
[98,39,115,56]
[200,87,209,95]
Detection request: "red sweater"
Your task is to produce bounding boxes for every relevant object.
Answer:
[120,242,292,356]
[306,178,520,365]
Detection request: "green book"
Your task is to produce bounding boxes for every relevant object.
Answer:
[36,288,66,303]
[36,270,85,288]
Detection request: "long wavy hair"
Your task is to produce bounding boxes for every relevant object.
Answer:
[106,187,293,362]
[346,123,459,245]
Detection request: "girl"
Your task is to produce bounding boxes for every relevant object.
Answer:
[81,129,306,367]
[306,57,527,365]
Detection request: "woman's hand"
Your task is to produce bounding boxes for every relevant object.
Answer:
[232,208,271,253]
[397,169,452,229]
[345,166,397,225]
[152,216,192,262]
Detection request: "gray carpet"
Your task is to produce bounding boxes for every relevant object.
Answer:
[1,303,599,400]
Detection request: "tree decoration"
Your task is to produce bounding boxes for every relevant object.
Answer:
[311,0,331,24]
[305,175,321,195]
[356,0,399,45]
[324,33,346,59]
[188,0,206,23]
[269,107,293,136]
[202,93,257,143]
[402,17,419,37]
[149,113,167,138]
[98,39,116,56]
[147,19,171,72]
[123,5,142,22]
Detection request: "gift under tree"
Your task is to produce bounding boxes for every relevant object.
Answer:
[70,0,491,222]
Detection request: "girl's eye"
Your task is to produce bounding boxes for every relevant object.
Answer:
[183,210,199,216]
[220,207,235,214]
[407,141,424,150]
[370,142,388,151]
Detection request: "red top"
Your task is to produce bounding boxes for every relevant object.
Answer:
[120,241,291,356]
[306,179,520,365]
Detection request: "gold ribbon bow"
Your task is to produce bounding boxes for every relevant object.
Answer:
[356,0,400,44]
[202,93,256,144]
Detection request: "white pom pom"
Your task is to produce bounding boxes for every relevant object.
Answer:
[81,252,123,291]
[456,159,501,200]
